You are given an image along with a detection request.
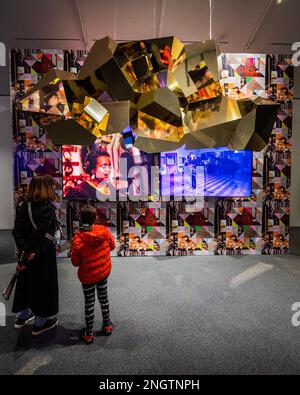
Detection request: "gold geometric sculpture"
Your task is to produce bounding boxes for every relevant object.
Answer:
[18,69,76,116]
[17,36,280,153]
[228,97,280,151]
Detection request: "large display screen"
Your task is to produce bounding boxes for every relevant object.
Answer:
[63,134,252,200]
[63,133,154,200]
[160,146,252,198]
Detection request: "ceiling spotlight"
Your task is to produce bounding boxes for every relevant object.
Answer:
[276,0,283,4]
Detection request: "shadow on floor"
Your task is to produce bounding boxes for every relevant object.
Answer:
[14,325,82,351]
[0,316,115,355]
[0,317,81,354]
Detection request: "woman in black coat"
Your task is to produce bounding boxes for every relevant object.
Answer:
[12,175,59,336]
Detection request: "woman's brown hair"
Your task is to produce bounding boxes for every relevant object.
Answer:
[27,175,56,202]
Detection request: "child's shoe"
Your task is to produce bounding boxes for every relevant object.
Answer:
[102,322,113,336]
[80,328,94,344]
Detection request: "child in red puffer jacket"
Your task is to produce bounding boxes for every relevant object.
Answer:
[71,205,115,344]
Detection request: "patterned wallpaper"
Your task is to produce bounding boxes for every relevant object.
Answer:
[10,49,293,257]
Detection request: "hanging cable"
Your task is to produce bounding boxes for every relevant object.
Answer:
[159,0,167,38]
[114,0,117,40]
[245,0,274,51]
[209,0,215,40]
[154,0,156,37]
[75,0,88,51]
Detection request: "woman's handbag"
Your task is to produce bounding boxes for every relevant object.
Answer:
[28,202,63,251]
[2,250,27,301]
[2,272,18,301]
[2,202,61,302]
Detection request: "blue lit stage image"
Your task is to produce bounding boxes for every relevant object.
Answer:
[160,146,253,198]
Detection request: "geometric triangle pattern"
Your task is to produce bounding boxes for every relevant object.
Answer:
[169,200,215,256]
[11,50,293,257]
[11,49,86,257]
[119,202,168,256]
[215,54,293,255]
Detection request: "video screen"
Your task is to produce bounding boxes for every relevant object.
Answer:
[63,133,154,201]
[160,146,252,198]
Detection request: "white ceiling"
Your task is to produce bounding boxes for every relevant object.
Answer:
[1,0,299,52]
[0,0,299,94]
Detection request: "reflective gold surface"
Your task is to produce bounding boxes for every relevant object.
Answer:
[138,111,184,143]
[134,136,183,153]
[102,101,133,134]
[16,36,279,151]
[184,95,241,133]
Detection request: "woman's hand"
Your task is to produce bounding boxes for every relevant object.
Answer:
[16,264,26,273]
[27,253,36,261]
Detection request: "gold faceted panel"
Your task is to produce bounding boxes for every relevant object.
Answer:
[184,39,221,82]
[101,101,134,134]
[133,136,183,154]
[184,118,241,150]
[186,81,222,103]
[78,36,133,101]
[20,69,78,100]
[131,54,153,81]
[118,36,185,75]
[166,39,221,101]
[16,36,279,152]
[229,97,280,151]
[18,70,78,116]
[137,111,184,143]
[184,95,241,133]
[188,61,215,90]
[72,97,110,138]
[228,110,258,151]
[136,87,182,127]
[45,119,97,146]
[78,36,118,80]
[83,98,108,124]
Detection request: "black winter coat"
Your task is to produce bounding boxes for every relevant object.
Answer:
[12,200,59,317]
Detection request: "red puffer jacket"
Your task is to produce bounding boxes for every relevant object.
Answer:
[71,225,115,284]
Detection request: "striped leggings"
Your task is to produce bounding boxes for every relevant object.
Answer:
[82,278,110,336]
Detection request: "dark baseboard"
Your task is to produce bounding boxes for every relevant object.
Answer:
[290,227,300,256]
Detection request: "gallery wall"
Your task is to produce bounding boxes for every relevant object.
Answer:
[291,66,300,227]
[0,96,14,229]
[10,49,294,256]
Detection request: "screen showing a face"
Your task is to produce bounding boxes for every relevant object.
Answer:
[160,146,253,198]
[63,133,154,201]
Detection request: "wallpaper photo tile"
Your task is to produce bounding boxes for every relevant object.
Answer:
[118,202,168,257]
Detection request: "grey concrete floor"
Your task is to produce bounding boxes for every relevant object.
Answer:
[1,255,300,375]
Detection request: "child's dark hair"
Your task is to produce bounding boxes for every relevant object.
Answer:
[80,205,97,227]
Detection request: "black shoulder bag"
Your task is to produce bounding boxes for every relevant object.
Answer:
[2,203,58,301]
